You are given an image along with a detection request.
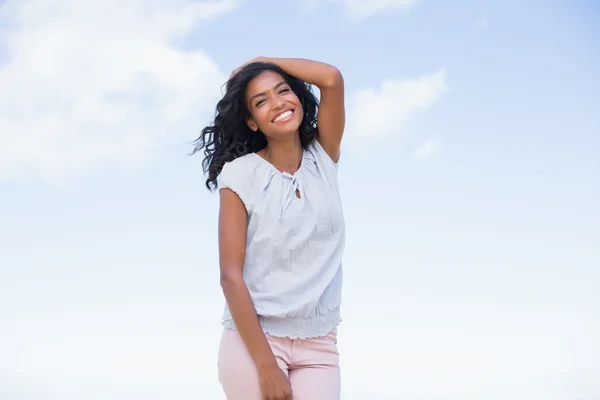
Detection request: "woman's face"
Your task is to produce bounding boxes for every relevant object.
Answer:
[245,70,304,140]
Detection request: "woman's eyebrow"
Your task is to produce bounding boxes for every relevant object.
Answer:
[249,81,287,103]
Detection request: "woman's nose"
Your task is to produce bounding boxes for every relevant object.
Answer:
[273,96,285,109]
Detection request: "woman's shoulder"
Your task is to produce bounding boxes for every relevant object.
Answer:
[218,153,269,210]
[305,138,339,172]
[222,152,260,172]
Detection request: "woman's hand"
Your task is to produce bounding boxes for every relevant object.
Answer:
[258,363,293,400]
[230,56,268,79]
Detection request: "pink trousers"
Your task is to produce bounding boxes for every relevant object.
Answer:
[217,328,341,399]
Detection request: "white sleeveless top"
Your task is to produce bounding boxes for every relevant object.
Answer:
[217,139,345,339]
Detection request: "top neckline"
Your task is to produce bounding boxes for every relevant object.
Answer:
[251,150,307,178]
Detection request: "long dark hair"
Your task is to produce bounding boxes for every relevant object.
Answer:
[191,62,319,191]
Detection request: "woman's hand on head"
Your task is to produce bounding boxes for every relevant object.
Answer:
[230,56,268,78]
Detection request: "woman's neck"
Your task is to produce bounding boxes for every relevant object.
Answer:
[262,135,303,174]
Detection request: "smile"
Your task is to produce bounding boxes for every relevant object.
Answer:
[272,109,295,123]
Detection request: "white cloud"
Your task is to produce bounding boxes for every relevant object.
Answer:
[0,0,239,184]
[475,15,489,30]
[415,137,441,159]
[345,68,447,151]
[324,0,419,20]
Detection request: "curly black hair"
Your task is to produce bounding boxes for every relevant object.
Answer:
[191,62,319,191]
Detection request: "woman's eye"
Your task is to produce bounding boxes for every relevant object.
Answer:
[279,88,290,94]
[255,100,265,107]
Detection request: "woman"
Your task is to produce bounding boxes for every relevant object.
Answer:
[193,57,346,400]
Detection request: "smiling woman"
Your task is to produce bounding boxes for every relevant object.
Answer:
[192,57,346,400]
[194,60,321,190]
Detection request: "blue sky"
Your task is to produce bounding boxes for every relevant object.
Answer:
[1,0,598,399]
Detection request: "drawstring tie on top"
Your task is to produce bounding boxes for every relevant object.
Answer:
[279,172,301,220]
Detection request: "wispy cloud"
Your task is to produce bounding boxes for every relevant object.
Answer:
[414,137,442,159]
[0,0,240,184]
[345,68,447,152]
[475,15,489,30]
[345,0,419,20]
[308,0,419,21]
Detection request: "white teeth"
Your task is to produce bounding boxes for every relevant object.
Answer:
[273,110,292,123]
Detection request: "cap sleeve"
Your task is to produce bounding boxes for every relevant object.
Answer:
[311,138,339,171]
[218,159,254,213]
